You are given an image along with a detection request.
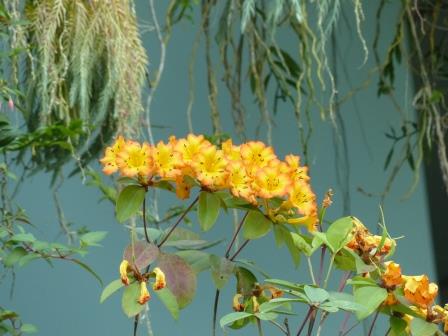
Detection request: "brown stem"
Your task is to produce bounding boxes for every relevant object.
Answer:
[307,309,317,336]
[157,195,199,247]
[229,239,250,261]
[224,211,249,258]
[212,289,220,336]
[367,311,380,336]
[142,195,152,244]
[296,306,313,336]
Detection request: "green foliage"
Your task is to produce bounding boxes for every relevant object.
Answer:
[197,191,221,231]
[243,210,272,240]
[122,282,145,318]
[115,185,146,223]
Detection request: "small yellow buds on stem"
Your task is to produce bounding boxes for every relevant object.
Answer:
[138,281,151,305]
[232,294,244,312]
[119,260,131,286]
[152,267,166,291]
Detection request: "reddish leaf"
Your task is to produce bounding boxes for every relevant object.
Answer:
[157,253,197,309]
[123,241,159,270]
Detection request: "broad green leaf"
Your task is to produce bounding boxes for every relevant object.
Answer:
[10,233,36,243]
[80,231,107,247]
[157,253,196,308]
[304,285,329,304]
[259,301,290,313]
[235,267,257,296]
[326,217,354,252]
[122,282,145,317]
[290,232,313,256]
[353,285,388,320]
[234,259,271,278]
[123,241,159,270]
[100,279,123,303]
[243,210,272,240]
[410,318,438,336]
[175,250,211,274]
[18,253,40,267]
[4,247,27,267]
[255,312,278,321]
[210,255,235,289]
[274,225,300,267]
[346,276,377,287]
[115,185,146,223]
[20,324,37,333]
[155,287,179,320]
[198,191,220,231]
[164,239,223,250]
[220,312,253,328]
[389,316,407,336]
[265,279,304,292]
[319,304,339,313]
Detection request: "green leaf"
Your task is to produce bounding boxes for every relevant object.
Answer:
[115,185,146,223]
[235,267,257,296]
[409,318,438,336]
[220,312,253,328]
[290,232,313,256]
[210,255,235,289]
[304,285,329,304]
[243,210,272,240]
[80,231,107,247]
[265,279,304,292]
[3,247,27,267]
[20,324,37,333]
[155,287,179,320]
[123,241,159,270]
[274,225,300,267]
[326,217,354,252]
[10,233,36,243]
[175,250,211,274]
[100,279,124,303]
[71,259,103,286]
[198,191,221,231]
[389,316,407,336]
[18,253,40,267]
[164,239,223,250]
[122,282,145,317]
[353,285,388,320]
[255,312,278,321]
[157,253,196,309]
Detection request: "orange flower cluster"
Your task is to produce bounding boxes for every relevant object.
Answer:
[100,134,318,230]
[346,219,394,262]
[380,263,438,309]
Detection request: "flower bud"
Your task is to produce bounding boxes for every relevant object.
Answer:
[138,281,151,305]
[152,267,166,291]
[119,260,130,286]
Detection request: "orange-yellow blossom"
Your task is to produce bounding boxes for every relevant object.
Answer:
[232,294,244,312]
[138,281,151,305]
[116,141,152,178]
[382,261,403,288]
[119,260,131,286]
[240,141,277,176]
[152,267,166,291]
[193,145,228,189]
[222,139,242,162]
[225,161,256,203]
[152,141,182,179]
[403,275,438,308]
[100,135,126,175]
[175,134,212,163]
[252,166,290,199]
[284,154,310,182]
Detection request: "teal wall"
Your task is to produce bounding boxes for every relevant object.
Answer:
[1,2,435,336]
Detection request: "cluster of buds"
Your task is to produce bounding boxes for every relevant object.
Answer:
[100,134,318,231]
[232,283,283,313]
[119,260,166,305]
[346,219,394,262]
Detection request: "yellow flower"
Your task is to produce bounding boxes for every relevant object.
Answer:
[252,296,260,313]
[232,294,245,312]
[116,141,153,178]
[240,141,277,175]
[174,173,192,200]
[222,139,241,162]
[286,181,317,216]
[100,135,126,175]
[152,141,182,179]
[152,267,166,291]
[138,281,151,305]
[383,292,398,306]
[382,261,403,288]
[403,275,438,308]
[225,161,256,203]
[119,260,131,286]
[284,154,310,182]
[252,166,290,199]
[192,145,228,189]
[175,134,212,163]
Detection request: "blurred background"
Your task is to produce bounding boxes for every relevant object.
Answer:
[0,1,446,335]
